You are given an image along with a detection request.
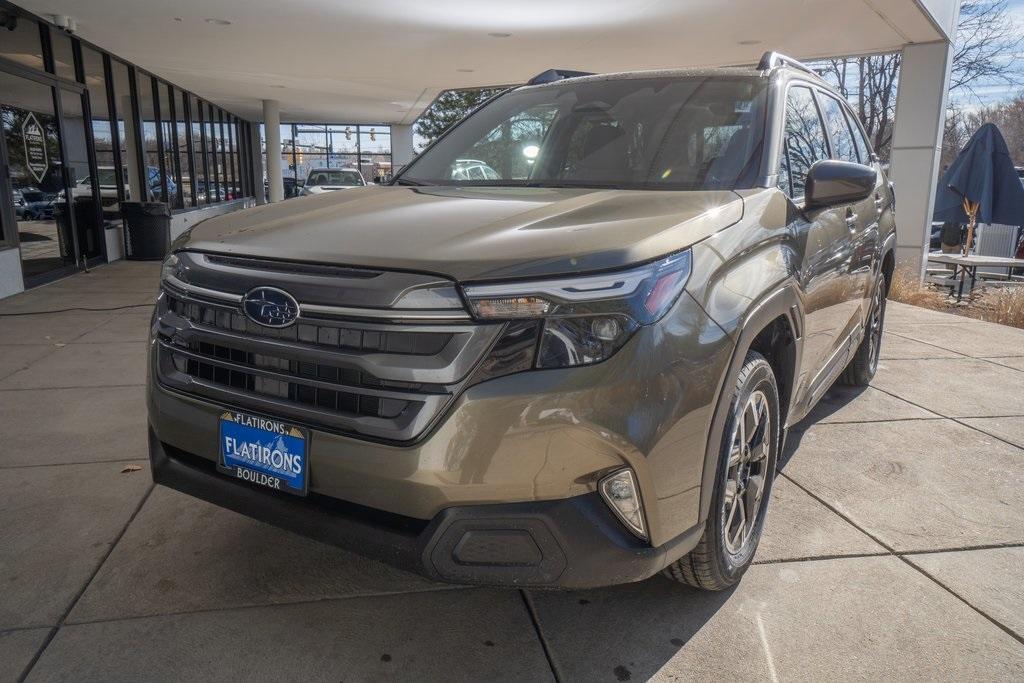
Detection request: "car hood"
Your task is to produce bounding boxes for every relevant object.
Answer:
[179,185,745,282]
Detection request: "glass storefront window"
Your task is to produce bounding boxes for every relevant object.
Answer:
[327,125,358,170]
[0,14,45,71]
[359,127,391,182]
[109,60,133,200]
[59,88,103,261]
[260,123,394,195]
[48,28,76,81]
[294,124,327,182]
[171,88,191,207]
[236,121,248,197]
[2,72,67,274]
[205,104,221,203]
[80,47,121,230]
[280,123,296,186]
[0,12,256,292]
[134,71,161,201]
[226,117,238,199]
[158,83,180,207]
[190,97,208,205]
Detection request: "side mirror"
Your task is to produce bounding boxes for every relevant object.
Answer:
[804,160,875,210]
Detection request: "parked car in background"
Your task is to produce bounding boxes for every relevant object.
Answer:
[450,158,501,181]
[11,187,25,215]
[150,53,896,591]
[299,168,365,195]
[71,165,176,204]
[16,188,58,220]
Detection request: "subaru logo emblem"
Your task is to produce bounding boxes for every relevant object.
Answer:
[242,287,300,328]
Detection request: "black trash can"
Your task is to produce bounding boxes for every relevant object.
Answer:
[122,201,171,260]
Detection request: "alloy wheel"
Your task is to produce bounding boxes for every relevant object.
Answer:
[867,279,885,373]
[723,389,771,555]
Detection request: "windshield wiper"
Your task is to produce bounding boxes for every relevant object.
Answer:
[393,178,426,186]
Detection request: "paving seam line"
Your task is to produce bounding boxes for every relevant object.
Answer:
[18,482,155,683]
[60,584,470,629]
[884,331,1024,374]
[867,385,1024,453]
[779,472,1024,648]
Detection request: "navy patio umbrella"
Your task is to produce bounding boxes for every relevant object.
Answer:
[933,122,1024,254]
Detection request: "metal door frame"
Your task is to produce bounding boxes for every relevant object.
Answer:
[0,56,96,288]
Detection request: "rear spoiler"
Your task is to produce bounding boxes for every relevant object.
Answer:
[527,69,594,85]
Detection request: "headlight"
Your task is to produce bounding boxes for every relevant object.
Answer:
[160,253,181,283]
[464,250,691,376]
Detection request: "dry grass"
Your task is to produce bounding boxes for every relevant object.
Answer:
[887,268,1024,329]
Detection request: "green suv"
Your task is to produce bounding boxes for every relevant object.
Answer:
[149,52,894,590]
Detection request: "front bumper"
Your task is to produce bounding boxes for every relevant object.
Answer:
[149,429,701,588]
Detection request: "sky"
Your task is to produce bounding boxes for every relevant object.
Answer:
[955,0,1024,108]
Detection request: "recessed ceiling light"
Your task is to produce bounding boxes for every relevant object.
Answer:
[457,68,475,73]
[205,18,231,26]
[488,32,512,38]
[738,39,761,45]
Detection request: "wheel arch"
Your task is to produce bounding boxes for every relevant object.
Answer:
[697,282,802,525]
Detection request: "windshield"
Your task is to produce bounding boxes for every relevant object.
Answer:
[85,168,121,186]
[306,170,364,187]
[399,75,768,191]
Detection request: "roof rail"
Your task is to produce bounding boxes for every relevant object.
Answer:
[756,51,819,78]
[527,68,594,85]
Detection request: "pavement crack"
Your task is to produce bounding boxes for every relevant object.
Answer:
[519,590,563,683]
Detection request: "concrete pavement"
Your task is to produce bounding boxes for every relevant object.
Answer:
[1,261,1023,681]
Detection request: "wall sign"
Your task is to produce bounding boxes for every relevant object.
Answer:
[21,112,49,184]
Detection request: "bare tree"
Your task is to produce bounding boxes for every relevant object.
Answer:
[812,0,1024,161]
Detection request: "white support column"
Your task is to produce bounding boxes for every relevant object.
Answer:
[390,124,416,171]
[250,123,266,206]
[263,99,284,203]
[888,40,957,276]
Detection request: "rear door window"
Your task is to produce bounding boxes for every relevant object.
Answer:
[778,85,829,199]
[819,94,858,163]
[844,108,872,164]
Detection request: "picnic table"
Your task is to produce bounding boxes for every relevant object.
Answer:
[927,253,1024,302]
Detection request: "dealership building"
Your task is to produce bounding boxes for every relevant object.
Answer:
[0,0,960,300]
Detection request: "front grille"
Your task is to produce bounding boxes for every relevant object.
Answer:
[154,255,502,443]
[166,293,451,355]
[168,340,412,419]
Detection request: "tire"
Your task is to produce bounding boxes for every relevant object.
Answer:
[840,269,888,387]
[664,351,780,590]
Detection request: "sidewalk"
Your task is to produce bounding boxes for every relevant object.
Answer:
[2,261,1023,681]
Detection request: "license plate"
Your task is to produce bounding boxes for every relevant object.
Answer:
[218,411,308,496]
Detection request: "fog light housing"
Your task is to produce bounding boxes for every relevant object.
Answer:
[599,469,647,540]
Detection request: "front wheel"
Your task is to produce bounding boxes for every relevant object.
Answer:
[664,351,780,590]
[841,270,888,387]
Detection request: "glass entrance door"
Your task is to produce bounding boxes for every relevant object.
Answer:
[0,70,101,285]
